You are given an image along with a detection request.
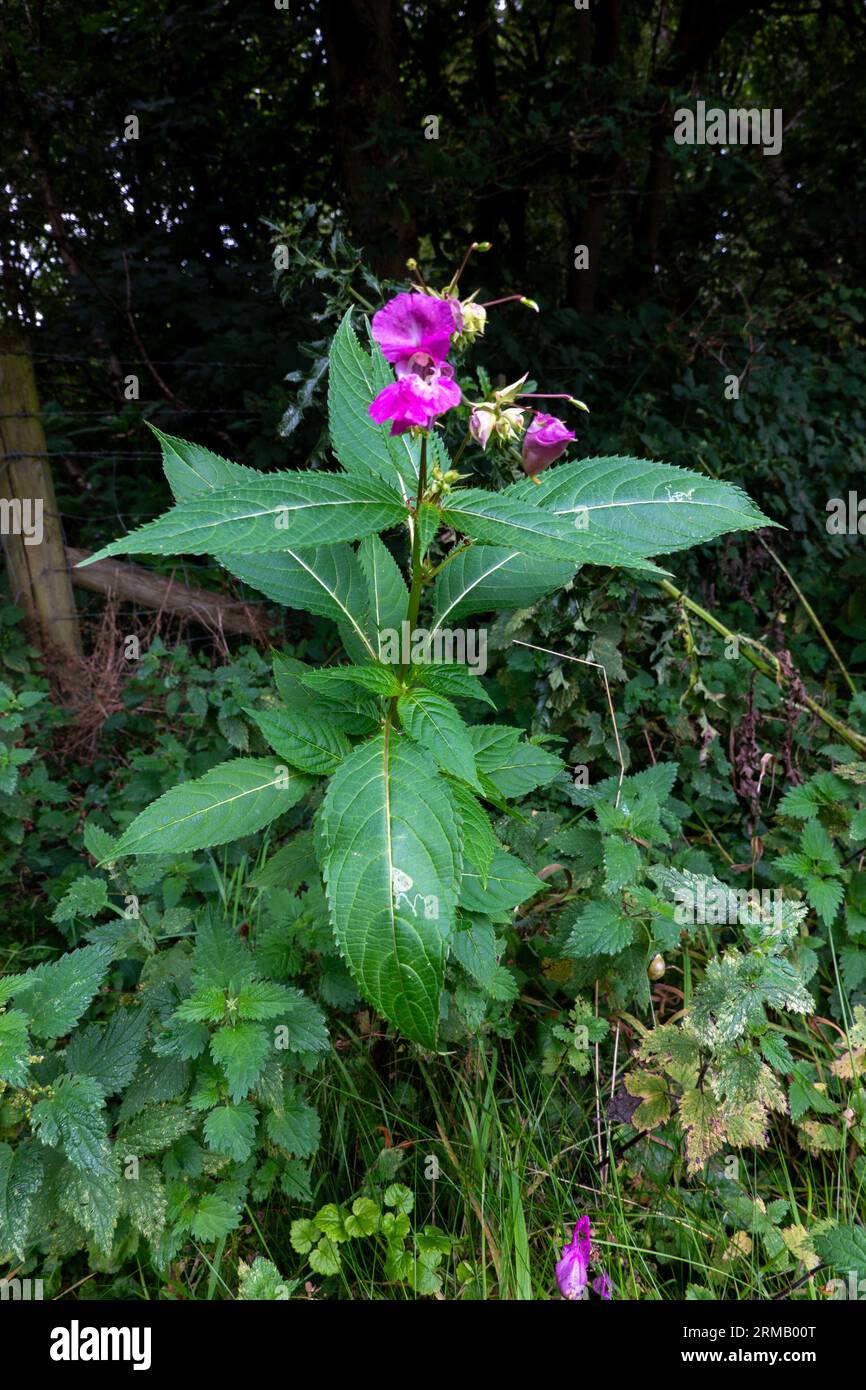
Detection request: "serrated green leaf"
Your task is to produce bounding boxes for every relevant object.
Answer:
[565,901,634,957]
[432,545,577,625]
[815,1225,866,1281]
[398,689,481,789]
[0,1142,42,1260]
[508,455,775,556]
[320,731,461,1048]
[204,1101,258,1161]
[358,533,409,655]
[266,1086,320,1158]
[14,943,112,1039]
[210,1021,270,1102]
[246,704,351,775]
[440,490,667,571]
[113,758,313,856]
[51,874,109,924]
[117,1103,195,1155]
[31,1073,112,1174]
[469,725,564,798]
[190,1191,241,1242]
[80,473,409,566]
[0,1008,31,1086]
[119,1161,167,1244]
[65,1007,150,1094]
[458,846,543,918]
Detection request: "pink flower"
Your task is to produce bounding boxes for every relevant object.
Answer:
[469,405,495,450]
[555,1217,591,1300]
[369,364,461,436]
[521,412,575,478]
[371,292,457,373]
[555,1215,612,1301]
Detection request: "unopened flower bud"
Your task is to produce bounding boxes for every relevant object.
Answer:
[469,405,496,450]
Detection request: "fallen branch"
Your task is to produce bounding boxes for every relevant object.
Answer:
[66,547,274,642]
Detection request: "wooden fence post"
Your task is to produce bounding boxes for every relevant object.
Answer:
[0,335,82,659]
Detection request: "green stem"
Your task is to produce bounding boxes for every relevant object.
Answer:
[656,578,866,756]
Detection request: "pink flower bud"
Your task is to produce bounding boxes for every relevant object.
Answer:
[521,412,575,477]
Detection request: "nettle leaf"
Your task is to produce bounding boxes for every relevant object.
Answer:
[815,1225,866,1282]
[450,917,497,987]
[190,1191,242,1242]
[358,534,409,654]
[603,835,643,892]
[440,490,666,572]
[51,874,109,924]
[470,725,564,798]
[0,1008,31,1086]
[398,689,481,789]
[117,1103,196,1155]
[320,731,462,1048]
[0,1142,43,1260]
[80,473,409,566]
[508,455,775,557]
[432,545,577,625]
[204,1101,258,1162]
[120,1161,167,1244]
[112,758,313,856]
[458,846,543,918]
[65,1007,150,1094]
[565,901,634,957]
[210,1021,270,1102]
[266,1086,320,1158]
[31,1073,112,1174]
[271,987,330,1053]
[246,704,352,776]
[14,943,113,1040]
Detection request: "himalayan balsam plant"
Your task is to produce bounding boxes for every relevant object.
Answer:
[67,268,772,1050]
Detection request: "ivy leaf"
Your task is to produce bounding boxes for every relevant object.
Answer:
[203,1102,258,1162]
[508,455,774,557]
[320,731,462,1048]
[80,473,409,565]
[398,689,481,789]
[245,704,351,776]
[113,759,314,856]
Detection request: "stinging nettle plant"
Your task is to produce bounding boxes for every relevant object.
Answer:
[74,258,774,1050]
